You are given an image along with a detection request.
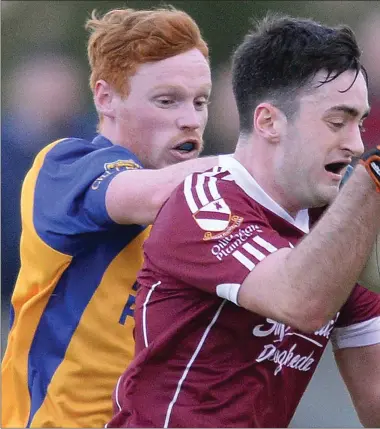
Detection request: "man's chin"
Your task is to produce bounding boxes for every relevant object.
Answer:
[168,150,200,165]
[318,186,339,206]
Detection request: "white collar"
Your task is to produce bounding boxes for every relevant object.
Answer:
[218,155,310,233]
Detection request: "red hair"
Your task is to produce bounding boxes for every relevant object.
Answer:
[85,6,209,97]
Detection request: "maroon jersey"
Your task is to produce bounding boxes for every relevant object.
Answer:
[108,157,380,428]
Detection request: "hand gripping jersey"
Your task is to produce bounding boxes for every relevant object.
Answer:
[108,156,380,428]
[1,135,150,427]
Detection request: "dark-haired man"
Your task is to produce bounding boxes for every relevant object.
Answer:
[109,13,380,428]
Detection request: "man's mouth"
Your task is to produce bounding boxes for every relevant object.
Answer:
[324,162,349,176]
[173,140,199,153]
[175,142,196,152]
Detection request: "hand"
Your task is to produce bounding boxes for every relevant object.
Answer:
[360,145,380,192]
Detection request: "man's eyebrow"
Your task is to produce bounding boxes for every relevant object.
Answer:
[327,104,371,119]
[151,84,182,91]
[150,84,212,93]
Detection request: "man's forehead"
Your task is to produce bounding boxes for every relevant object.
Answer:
[303,69,369,113]
[129,52,211,96]
[135,49,210,78]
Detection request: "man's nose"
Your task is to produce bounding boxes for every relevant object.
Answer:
[343,128,365,158]
[176,106,201,130]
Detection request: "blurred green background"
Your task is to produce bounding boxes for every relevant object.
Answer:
[2,1,380,427]
[2,1,379,110]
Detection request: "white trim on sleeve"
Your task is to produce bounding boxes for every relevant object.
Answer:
[216,283,241,305]
[331,316,380,351]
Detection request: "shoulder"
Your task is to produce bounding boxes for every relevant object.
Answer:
[155,166,264,239]
[180,166,249,210]
[163,166,250,216]
[38,136,143,171]
[34,137,94,167]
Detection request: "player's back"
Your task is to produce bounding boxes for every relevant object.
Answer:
[1,136,149,427]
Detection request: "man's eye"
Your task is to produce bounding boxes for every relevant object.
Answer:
[330,122,344,129]
[195,99,210,110]
[156,98,174,107]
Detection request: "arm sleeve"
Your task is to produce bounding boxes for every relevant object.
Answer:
[33,139,143,254]
[331,284,380,350]
[141,171,296,303]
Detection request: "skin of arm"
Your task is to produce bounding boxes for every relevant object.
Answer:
[106,155,220,225]
[238,164,380,332]
[334,344,380,428]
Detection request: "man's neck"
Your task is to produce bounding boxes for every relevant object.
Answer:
[234,135,301,219]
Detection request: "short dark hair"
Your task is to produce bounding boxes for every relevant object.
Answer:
[231,13,368,133]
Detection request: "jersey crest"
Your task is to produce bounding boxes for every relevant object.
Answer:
[104,159,141,172]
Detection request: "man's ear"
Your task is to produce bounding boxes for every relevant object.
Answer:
[94,80,115,119]
[254,103,287,143]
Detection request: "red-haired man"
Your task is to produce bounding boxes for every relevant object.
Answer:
[2,6,219,427]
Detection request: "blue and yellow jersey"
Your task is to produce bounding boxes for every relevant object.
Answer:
[1,135,150,427]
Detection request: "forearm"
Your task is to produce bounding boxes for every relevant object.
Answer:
[106,155,220,225]
[287,164,380,324]
[239,164,380,331]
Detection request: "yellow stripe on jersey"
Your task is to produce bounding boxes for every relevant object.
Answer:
[2,136,151,427]
[2,140,72,427]
[30,231,148,427]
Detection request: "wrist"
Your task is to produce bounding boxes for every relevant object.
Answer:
[355,163,380,193]
[360,145,380,192]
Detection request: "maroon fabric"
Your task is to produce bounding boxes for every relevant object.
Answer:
[108,168,380,428]
[337,283,380,328]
